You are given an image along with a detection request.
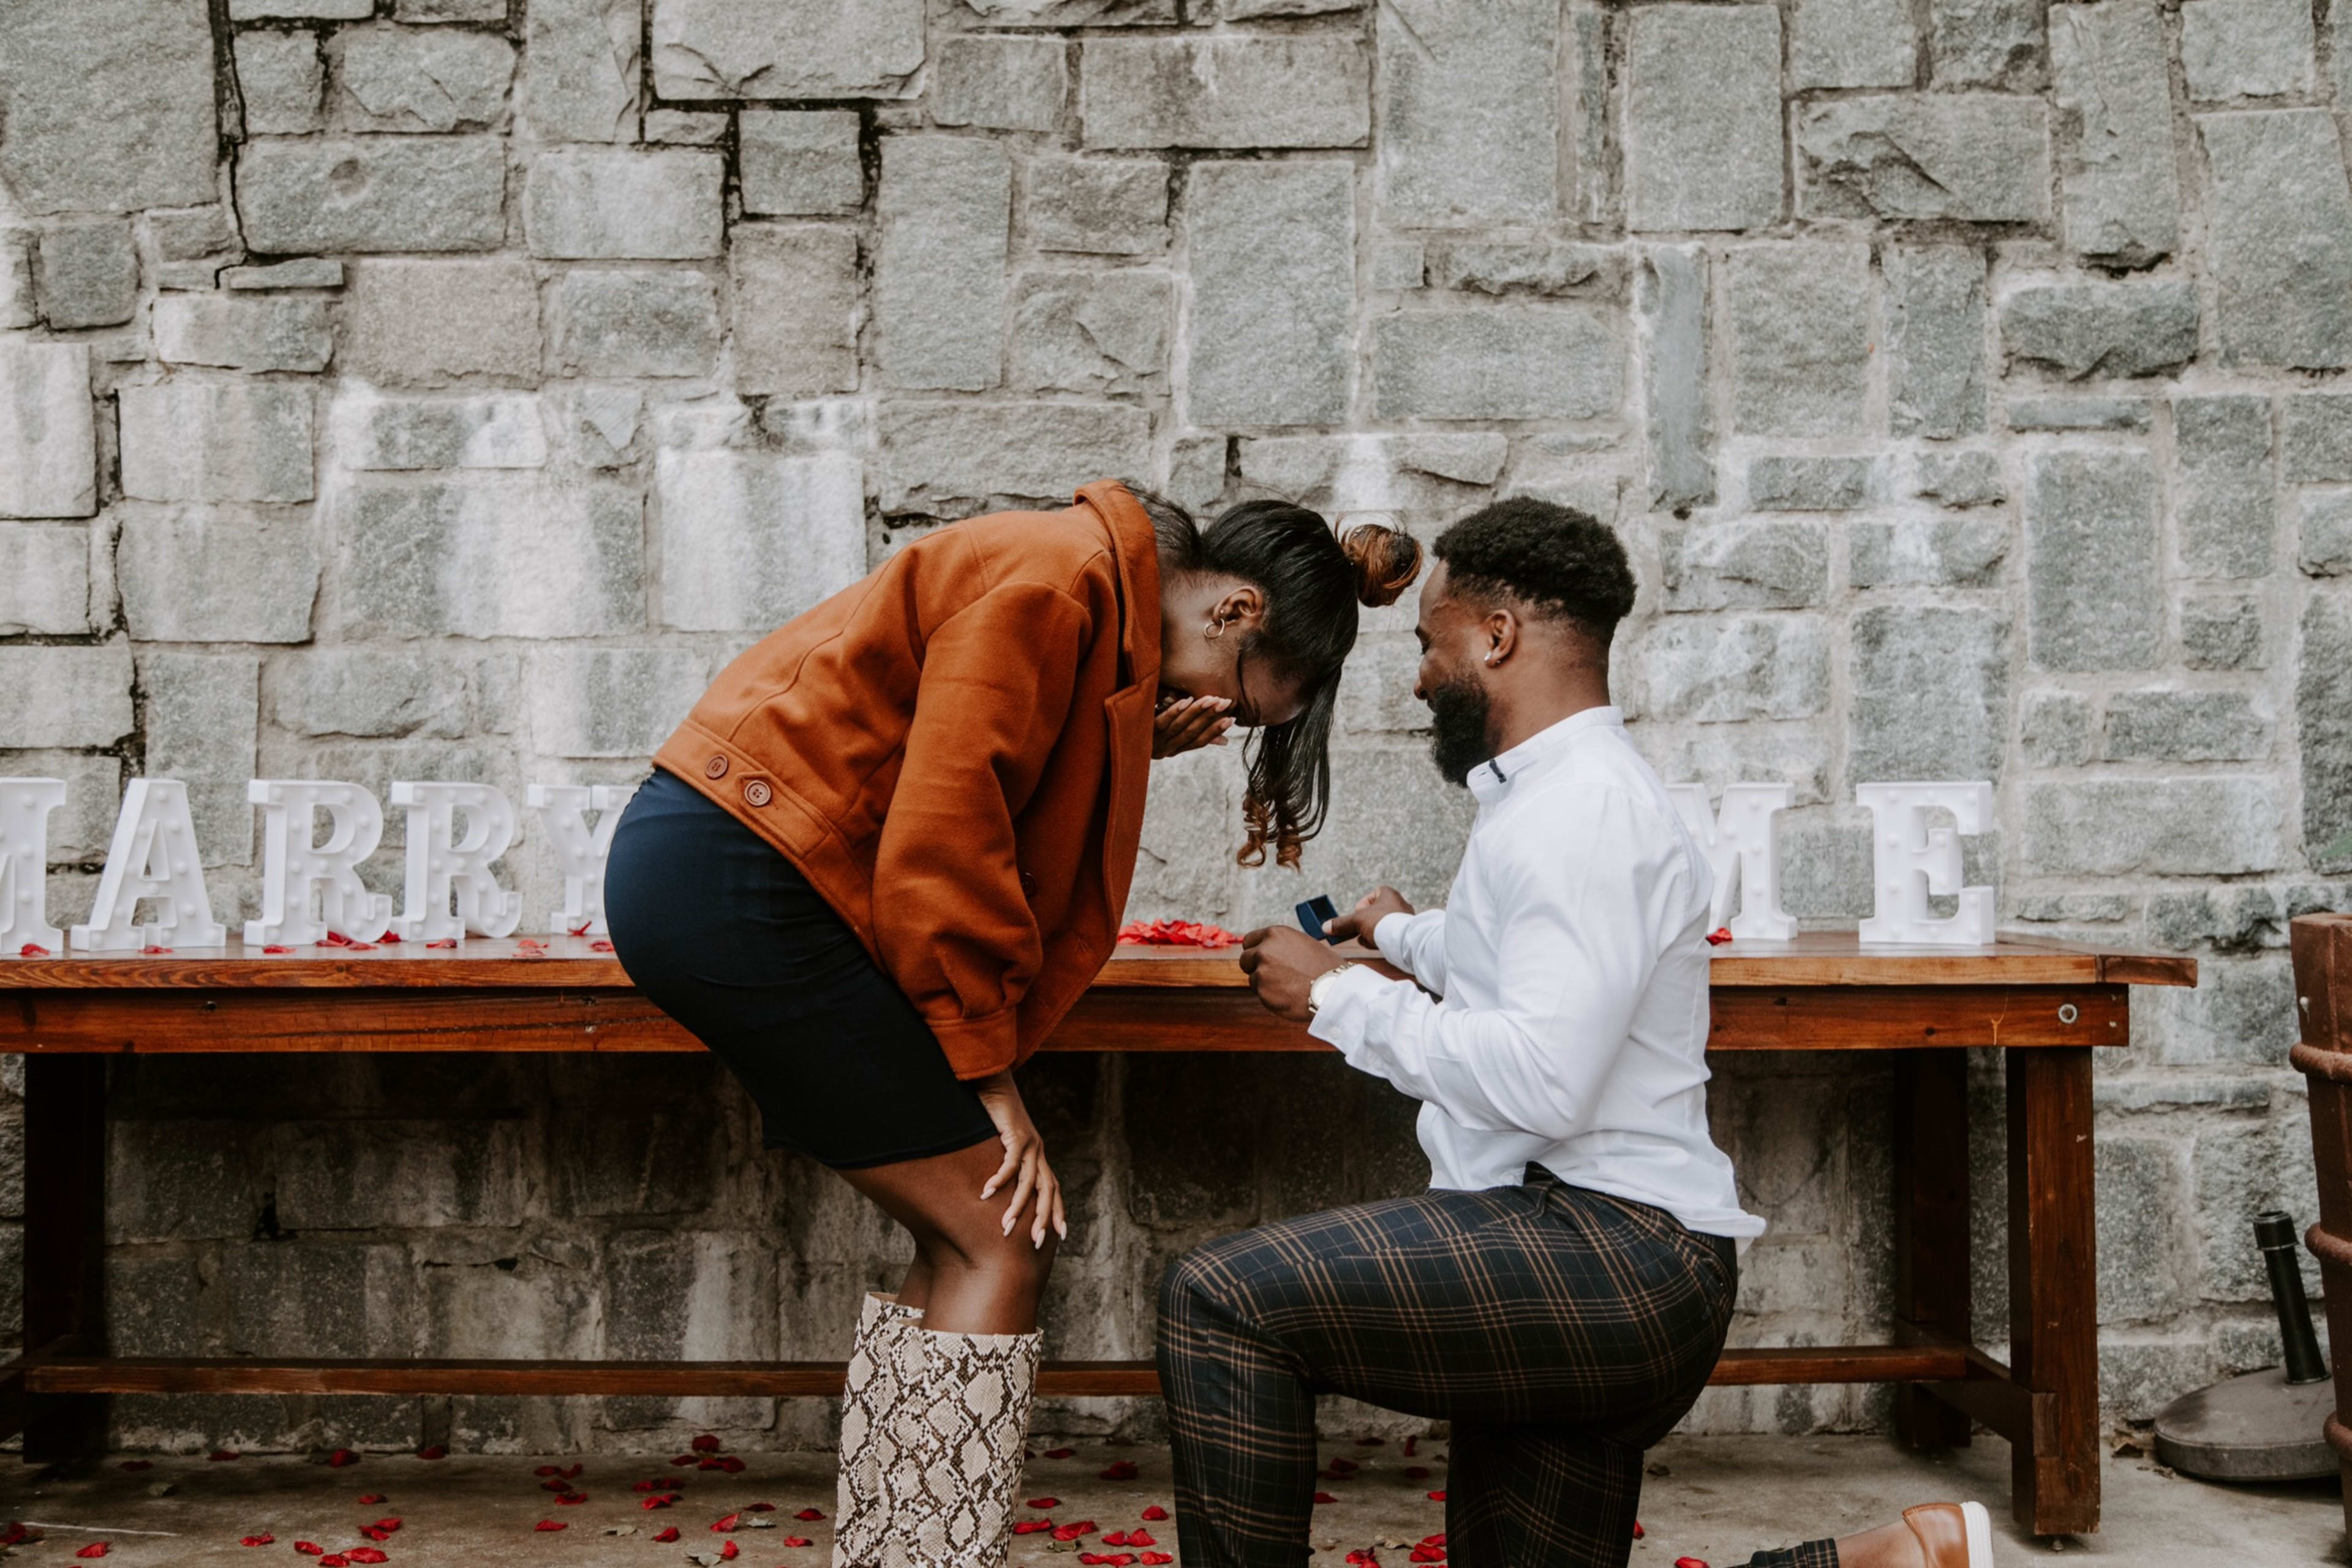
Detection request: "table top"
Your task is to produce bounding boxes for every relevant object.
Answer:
[0,932,2196,990]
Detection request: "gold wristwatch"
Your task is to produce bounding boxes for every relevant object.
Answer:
[1306,961,1360,1019]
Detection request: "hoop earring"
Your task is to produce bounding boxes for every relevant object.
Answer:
[1204,618,1226,641]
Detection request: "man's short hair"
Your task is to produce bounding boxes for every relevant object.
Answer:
[1431,497,1638,646]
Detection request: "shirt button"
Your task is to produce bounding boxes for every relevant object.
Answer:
[743,779,772,808]
[704,755,729,779]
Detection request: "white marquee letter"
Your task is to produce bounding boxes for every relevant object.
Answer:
[1668,782,1797,941]
[528,782,638,935]
[1857,781,1996,947]
[70,780,227,951]
[246,780,393,946]
[391,782,523,941]
[0,778,67,952]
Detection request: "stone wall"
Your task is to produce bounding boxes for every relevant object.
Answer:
[0,0,2346,1453]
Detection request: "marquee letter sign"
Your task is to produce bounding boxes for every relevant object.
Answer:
[1667,782,1797,941]
[391,781,525,941]
[528,782,636,936]
[1856,781,1997,948]
[246,780,395,946]
[71,779,227,951]
[0,778,67,952]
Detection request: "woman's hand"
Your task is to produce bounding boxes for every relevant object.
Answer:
[972,1070,1066,1248]
[1322,885,1414,944]
[1153,695,1234,760]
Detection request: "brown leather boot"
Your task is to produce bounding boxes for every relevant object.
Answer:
[1901,1501,1996,1568]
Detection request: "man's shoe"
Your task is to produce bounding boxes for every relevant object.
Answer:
[1901,1501,1996,1568]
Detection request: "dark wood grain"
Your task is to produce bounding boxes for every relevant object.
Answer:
[1893,1049,1973,1450]
[2005,1047,2100,1537]
[23,1058,106,1464]
[2292,913,2352,1539]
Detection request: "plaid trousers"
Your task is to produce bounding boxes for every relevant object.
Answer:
[1156,1168,1739,1568]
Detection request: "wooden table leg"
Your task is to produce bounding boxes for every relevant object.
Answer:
[2006,1048,2099,1536]
[1893,1049,1971,1448]
[23,1055,108,1465]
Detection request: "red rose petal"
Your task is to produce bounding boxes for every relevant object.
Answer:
[1402,1438,1417,1457]
[1633,1522,1645,1539]
[570,923,592,937]
[328,1449,358,1468]
[424,939,456,949]
[1098,1460,1139,1481]
[320,1555,349,1565]
[718,1541,738,1561]
[589,940,614,952]
[1103,1532,1131,1547]
[1026,1499,1060,1511]
[18,943,50,957]
[360,1529,389,1543]
[378,931,401,944]
[320,932,353,947]
[75,1552,108,1564]
[1012,1522,1055,1536]
[533,1466,560,1477]
[792,1509,823,1522]
[1140,1556,1173,1566]
[1314,1493,1338,1506]
[241,1535,274,1547]
[347,1551,388,1564]
[540,1479,571,1493]
[356,1494,384,1505]
[670,1454,697,1467]
[533,1521,564,1532]
[371,1520,400,1534]
[782,1537,812,1548]
[1140,1507,1169,1522]
[1427,1491,1446,1502]
[296,1544,325,1556]
[710,1515,740,1533]
[416,1447,447,1461]
[560,1465,582,1479]
[653,1528,680,1544]
[1044,1447,1076,1460]
[555,1493,588,1505]
[1051,1523,1098,1541]
[1705,927,1733,946]
[212,1450,243,1461]
[1411,1550,1444,1564]
[1676,1559,1710,1568]
[1129,1531,1156,1547]
[262,945,292,954]
[140,944,172,954]
[717,1457,744,1474]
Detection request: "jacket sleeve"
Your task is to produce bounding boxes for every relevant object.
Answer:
[872,581,1094,1080]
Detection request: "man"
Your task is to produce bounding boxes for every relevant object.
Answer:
[1157,500,1995,1568]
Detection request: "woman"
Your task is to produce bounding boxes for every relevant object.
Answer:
[603,479,1420,1568]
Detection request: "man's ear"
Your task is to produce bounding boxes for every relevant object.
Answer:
[1481,606,1521,667]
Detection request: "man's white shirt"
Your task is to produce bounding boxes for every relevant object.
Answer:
[1308,704,1764,1242]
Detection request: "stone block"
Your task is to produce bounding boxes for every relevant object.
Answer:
[2023,451,2162,671]
[276,1120,526,1229]
[0,229,33,328]
[645,110,726,145]
[932,34,1065,132]
[0,522,91,634]
[2182,595,2266,670]
[650,0,925,99]
[148,206,237,265]
[2302,593,2352,870]
[1336,632,1430,737]
[153,295,334,374]
[1630,617,1831,724]
[1429,242,1616,298]
[0,341,96,518]
[224,1242,413,1359]
[0,0,218,214]
[1727,243,1872,439]
[331,391,548,470]
[2192,1114,2319,1298]
[545,268,721,379]
[2145,884,2293,952]
[339,26,515,132]
[1749,458,1873,512]
[1025,156,1166,254]
[555,384,644,469]
[876,401,1150,515]
[2006,395,2150,432]
[232,0,370,14]
[528,647,711,760]
[2284,393,2352,481]
[1790,0,1915,89]
[526,149,724,260]
[2098,1138,2190,1322]
[107,1121,266,1243]
[2182,0,2313,100]
[1186,160,1354,427]
[1657,521,1828,612]
[2050,1,2180,266]
[2021,778,2283,875]
[2304,490,2352,577]
[731,225,859,399]
[398,0,506,17]
[2000,282,2199,380]
[1377,0,1559,226]
[140,651,259,862]
[739,110,863,216]
[1914,450,2005,508]
[236,31,324,135]
[119,380,314,506]
[1236,433,1504,518]
[118,505,320,644]
[0,647,132,750]
[655,449,866,632]
[2173,394,2274,579]
[272,650,480,739]
[36,219,138,329]
[1848,518,2009,588]
[2103,689,2272,762]
[238,137,507,254]
[1887,245,1987,439]
[1624,6,1782,232]
[0,751,120,864]
[1849,606,2009,780]
[2020,690,2092,768]
[1011,269,1170,393]
[1638,246,1712,512]
[343,259,542,383]
[522,0,639,143]
[875,137,1011,392]
[1799,95,2051,222]
[1080,36,1370,150]
[1236,746,1479,927]
[2198,111,2352,369]
[337,475,646,639]
[1371,307,1621,421]
[1163,433,1227,514]
[949,0,1174,21]
[1928,0,2044,88]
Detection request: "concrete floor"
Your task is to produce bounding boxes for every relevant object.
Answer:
[0,1434,2338,1566]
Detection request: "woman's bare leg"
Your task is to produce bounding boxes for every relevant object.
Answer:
[839,1138,1059,1335]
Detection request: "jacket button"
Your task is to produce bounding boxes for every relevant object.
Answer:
[743,779,772,808]
[705,755,729,779]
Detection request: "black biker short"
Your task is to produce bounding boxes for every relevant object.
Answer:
[603,767,1000,1169]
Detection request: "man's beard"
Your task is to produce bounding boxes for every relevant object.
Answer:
[1426,675,1494,786]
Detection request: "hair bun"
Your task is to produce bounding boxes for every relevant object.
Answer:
[1339,522,1423,609]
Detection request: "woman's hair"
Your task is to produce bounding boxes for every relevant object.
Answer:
[1135,487,1422,870]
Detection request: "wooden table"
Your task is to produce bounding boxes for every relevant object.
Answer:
[0,934,2193,1536]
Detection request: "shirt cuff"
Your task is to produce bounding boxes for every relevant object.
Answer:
[1371,911,1416,971]
[1306,962,1398,1071]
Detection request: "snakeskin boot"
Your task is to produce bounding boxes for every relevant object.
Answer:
[875,1326,1043,1568]
[833,1294,924,1568]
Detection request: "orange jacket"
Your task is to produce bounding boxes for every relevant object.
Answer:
[652,480,1162,1080]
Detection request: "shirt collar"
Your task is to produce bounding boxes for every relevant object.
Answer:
[1466,705,1624,804]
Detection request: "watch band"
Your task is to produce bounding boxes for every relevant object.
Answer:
[1307,960,1359,1019]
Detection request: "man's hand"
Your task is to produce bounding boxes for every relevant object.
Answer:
[1238,925,1349,1023]
[1323,886,1414,945]
[1153,695,1234,760]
